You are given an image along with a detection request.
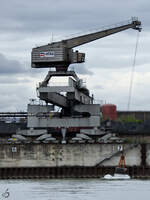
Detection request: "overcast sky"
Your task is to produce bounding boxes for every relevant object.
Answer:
[0,0,150,111]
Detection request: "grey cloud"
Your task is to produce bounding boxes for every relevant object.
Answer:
[70,63,94,75]
[0,0,149,111]
[92,85,104,90]
[0,83,37,112]
[0,53,26,74]
[0,53,47,77]
[0,76,31,84]
[89,54,149,70]
[0,0,147,37]
[80,32,149,70]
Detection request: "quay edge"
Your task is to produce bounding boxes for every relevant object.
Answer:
[0,142,150,179]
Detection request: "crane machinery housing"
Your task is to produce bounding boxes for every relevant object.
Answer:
[21,17,141,143]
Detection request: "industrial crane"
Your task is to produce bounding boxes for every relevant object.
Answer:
[31,17,141,72]
[27,17,142,137]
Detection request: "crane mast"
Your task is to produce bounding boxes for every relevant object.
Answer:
[31,18,141,72]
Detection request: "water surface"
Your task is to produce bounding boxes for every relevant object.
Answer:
[0,179,149,200]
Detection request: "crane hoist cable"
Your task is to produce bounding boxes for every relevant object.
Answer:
[127,31,140,111]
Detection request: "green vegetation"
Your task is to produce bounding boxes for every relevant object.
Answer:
[119,115,143,123]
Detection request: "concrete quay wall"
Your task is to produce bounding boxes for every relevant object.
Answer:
[0,143,144,168]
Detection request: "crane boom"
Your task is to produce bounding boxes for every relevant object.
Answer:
[64,19,141,48]
[31,18,141,71]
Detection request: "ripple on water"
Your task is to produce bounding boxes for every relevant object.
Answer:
[0,179,150,200]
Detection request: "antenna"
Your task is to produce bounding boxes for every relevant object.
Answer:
[51,32,54,43]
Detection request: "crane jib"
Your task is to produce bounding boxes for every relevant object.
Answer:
[31,18,141,71]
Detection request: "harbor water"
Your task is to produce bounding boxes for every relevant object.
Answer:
[0,179,150,200]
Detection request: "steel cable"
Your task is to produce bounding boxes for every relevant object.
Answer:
[127,31,140,110]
